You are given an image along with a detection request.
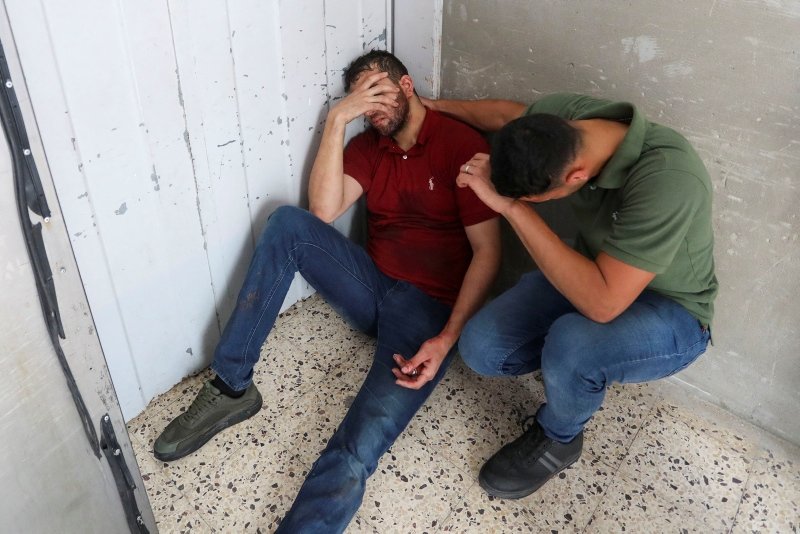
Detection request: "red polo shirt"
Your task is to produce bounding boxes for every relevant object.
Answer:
[343,110,497,306]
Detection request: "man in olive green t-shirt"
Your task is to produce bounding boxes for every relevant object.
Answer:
[417,93,718,499]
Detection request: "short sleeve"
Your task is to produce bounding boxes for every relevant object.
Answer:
[602,171,706,273]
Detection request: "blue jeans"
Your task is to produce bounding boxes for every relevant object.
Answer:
[459,270,710,443]
[211,206,454,533]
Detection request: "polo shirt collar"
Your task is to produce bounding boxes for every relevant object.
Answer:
[577,101,646,189]
[377,108,440,153]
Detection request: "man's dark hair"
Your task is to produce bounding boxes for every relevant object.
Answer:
[491,113,582,197]
[343,50,410,91]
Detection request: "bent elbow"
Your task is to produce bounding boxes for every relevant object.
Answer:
[309,204,337,224]
[585,304,623,324]
[588,312,614,324]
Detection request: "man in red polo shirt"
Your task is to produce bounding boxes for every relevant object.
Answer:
[153,50,500,532]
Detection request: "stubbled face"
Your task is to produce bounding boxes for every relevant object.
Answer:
[352,68,410,137]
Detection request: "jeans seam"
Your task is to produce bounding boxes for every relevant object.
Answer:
[375,278,401,312]
[493,334,542,375]
[603,332,709,376]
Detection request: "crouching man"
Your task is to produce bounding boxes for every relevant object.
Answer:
[423,93,717,498]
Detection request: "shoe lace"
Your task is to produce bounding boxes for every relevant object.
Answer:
[516,414,549,465]
[183,385,220,424]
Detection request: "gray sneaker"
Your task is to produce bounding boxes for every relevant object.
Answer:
[153,380,262,462]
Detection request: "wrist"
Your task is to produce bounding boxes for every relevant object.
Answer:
[501,198,524,218]
[327,106,352,129]
[435,329,460,350]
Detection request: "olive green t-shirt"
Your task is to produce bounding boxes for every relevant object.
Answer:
[526,93,718,326]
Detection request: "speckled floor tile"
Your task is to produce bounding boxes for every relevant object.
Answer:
[406,359,544,479]
[441,483,540,532]
[732,454,800,533]
[586,475,718,533]
[134,443,185,495]
[618,407,749,531]
[189,431,309,532]
[359,431,469,532]
[583,382,660,468]
[268,343,376,462]
[129,294,800,533]
[153,494,213,534]
[268,294,373,359]
[253,332,374,420]
[344,514,380,534]
[654,400,759,458]
[517,453,614,532]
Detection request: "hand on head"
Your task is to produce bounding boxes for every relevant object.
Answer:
[333,71,400,124]
[458,153,516,215]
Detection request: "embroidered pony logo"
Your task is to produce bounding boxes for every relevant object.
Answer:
[429,177,435,190]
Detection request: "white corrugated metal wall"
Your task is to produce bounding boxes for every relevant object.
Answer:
[4,0,390,419]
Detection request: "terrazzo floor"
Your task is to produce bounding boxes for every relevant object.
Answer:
[127,294,800,533]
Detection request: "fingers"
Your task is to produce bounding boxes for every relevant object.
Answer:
[456,173,472,188]
[460,153,492,177]
[392,353,430,390]
[355,70,390,89]
[393,353,420,376]
[355,81,400,114]
[357,73,400,98]
[419,96,436,110]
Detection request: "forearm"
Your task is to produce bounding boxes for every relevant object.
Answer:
[503,201,618,321]
[308,113,348,222]
[437,245,501,347]
[426,98,526,132]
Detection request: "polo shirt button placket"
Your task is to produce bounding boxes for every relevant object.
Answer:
[402,155,407,160]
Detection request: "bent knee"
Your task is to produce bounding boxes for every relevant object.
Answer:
[459,314,502,375]
[542,313,601,376]
[267,205,309,228]
[260,205,315,242]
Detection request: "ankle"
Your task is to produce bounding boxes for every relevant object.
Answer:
[211,375,246,398]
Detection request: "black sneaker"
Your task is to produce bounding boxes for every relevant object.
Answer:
[479,416,583,499]
[153,380,262,462]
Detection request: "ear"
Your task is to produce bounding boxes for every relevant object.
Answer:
[398,74,415,98]
[563,165,590,187]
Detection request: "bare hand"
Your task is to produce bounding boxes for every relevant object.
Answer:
[419,96,437,110]
[457,153,516,215]
[391,335,453,390]
[331,71,400,124]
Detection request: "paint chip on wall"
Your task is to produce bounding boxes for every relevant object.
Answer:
[621,35,661,63]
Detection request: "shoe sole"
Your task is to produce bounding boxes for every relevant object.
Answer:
[478,454,580,500]
[153,395,263,462]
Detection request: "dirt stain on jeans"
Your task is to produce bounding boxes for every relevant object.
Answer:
[241,291,259,309]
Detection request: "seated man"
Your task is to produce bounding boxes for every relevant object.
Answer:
[154,50,500,532]
[419,93,717,499]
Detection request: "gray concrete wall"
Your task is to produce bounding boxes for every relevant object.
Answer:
[440,0,800,444]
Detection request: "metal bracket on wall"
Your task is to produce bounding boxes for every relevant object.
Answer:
[100,414,150,534]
